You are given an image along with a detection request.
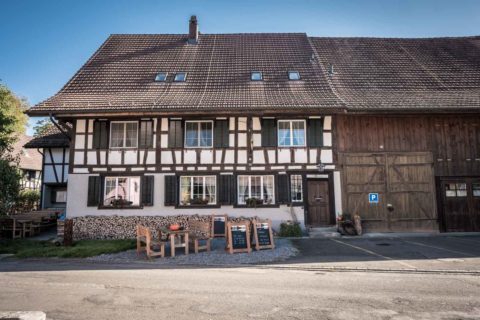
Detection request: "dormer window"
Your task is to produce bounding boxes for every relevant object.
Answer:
[288,71,301,80]
[155,73,167,82]
[174,72,187,82]
[251,72,263,81]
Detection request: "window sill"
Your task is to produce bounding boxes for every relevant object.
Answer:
[98,205,144,210]
[176,204,221,209]
[233,204,279,209]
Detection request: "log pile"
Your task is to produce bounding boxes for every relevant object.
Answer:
[72,214,210,240]
[72,215,260,240]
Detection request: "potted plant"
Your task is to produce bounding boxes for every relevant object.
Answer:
[245,198,263,208]
[111,198,133,208]
[189,198,210,205]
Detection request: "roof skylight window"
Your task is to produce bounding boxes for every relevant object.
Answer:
[251,72,263,81]
[174,72,187,82]
[155,73,167,82]
[288,71,301,80]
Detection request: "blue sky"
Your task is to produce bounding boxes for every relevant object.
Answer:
[1,0,479,134]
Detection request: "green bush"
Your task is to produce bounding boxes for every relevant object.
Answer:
[16,189,40,212]
[278,221,303,237]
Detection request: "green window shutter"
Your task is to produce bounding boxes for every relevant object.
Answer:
[87,176,101,206]
[277,174,290,204]
[139,120,153,148]
[307,119,323,147]
[218,174,234,204]
[141,175,154,206]
[214,120,229,148]
[164,175,178,206]
[261,119,277,147]
[93,121,109,149]
[168,120,183,148]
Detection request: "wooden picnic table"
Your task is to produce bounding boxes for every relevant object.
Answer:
[159,228,189,257]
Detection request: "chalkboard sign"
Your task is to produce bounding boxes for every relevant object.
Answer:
[252,219,274,251]
[226,221,251,254]
[212,214,227,237]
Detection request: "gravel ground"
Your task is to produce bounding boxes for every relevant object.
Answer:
[87,238,298,265]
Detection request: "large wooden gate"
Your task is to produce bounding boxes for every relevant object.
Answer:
[340,152,437,232]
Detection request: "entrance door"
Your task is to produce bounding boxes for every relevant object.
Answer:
[306,180,332,226]
[441,178,480,232]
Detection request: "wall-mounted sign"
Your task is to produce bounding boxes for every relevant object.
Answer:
[252,219,274,251]
[369,193,379,204]
[212,214,227,237]
[226,221,251,254]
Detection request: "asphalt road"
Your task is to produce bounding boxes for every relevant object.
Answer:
[0,262,479,320]
[1,234,480,319]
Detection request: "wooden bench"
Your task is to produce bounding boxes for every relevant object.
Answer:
[188,220,212,254]
[136,225,166,259]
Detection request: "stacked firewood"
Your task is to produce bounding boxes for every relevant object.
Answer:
[72,214,212,240]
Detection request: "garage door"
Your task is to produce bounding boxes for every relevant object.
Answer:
[440,178,480,232]
[340,152,437,232]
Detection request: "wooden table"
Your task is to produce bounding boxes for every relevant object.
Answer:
[159,228,189,257]
[15,219,33,238]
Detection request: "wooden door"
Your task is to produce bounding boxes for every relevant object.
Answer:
[340,152,437,232]
[441,178,480,232]
[306,180,332,226]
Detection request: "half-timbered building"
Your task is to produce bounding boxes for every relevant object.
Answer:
[27,17,480,236]
[24,126,70,209]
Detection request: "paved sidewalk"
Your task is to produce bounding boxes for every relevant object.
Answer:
[286,234,480,273]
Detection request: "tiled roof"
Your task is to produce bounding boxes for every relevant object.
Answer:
[29,33,343,114]
[28,33,480,115]
[310,36,480,110]
[11,135,43,171]
[24,126,70,148]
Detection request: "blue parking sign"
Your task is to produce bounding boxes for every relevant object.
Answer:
[369,193,379,203]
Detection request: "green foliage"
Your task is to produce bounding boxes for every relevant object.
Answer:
[0,239,136,258]
[0,159,22,215]
[0,83,28,153]
[278,221,303,237]
[33,118,53,137]
[16,190,40,212]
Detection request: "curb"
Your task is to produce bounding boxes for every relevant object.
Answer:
[253,264,480,276]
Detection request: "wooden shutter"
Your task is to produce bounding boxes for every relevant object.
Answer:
[141,175,154,206]
[218,174,235,204]
[277,174,290,204]
[87,176,101,206]
[168,120,183,148]
[261,119,277,147]
[164,175,178,206]
[307,119,323,147]
[93,121,109,149]
[139,120,153,148]
[214,120,229,148]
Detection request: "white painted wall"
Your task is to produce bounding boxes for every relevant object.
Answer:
[66,173,305,231]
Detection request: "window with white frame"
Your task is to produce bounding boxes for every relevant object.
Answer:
[290,175,303,202]
[179,176,217,205]
[103,177,140,206]
[185,121,213,148]
[54,189,67,203]
[278,120,306,147]
[238,175,275,205]
[110,121,138,148]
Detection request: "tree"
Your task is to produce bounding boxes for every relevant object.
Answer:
[33,118,54,137]
[0,83,28,153]
[0,83,29,215]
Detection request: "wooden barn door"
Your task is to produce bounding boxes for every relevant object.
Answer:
[341,152,437,232]
[440,178,480,232]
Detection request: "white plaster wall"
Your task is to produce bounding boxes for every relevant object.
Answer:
[200,150,213,164]
[43,166,57,183]
[66,173,305,231]
[320,149,333,163]
[333,170,343,217]
[74,135,85,149]
[124,151,137,165]
[161,151,173,164]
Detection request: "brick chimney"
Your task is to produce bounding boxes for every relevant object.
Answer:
[188,15,199,44]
